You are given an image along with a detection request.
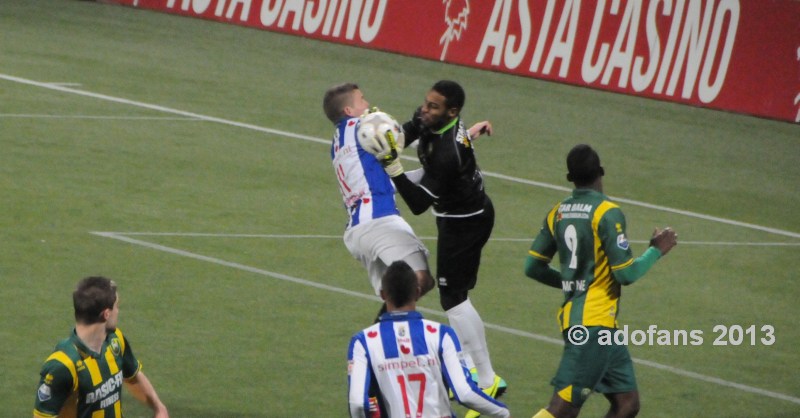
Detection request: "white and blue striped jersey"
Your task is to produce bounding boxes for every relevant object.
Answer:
[348,311,510,418]
[331,117,399,229]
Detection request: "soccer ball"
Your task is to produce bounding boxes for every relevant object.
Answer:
[357,110,405,160]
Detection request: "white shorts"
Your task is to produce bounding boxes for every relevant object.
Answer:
[343,215,429,295]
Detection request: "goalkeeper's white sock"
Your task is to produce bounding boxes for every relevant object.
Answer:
[446,298,496,388]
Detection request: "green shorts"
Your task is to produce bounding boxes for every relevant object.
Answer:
[550,326,638,407]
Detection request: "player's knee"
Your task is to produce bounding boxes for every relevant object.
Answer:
[609,392,640,418]
[546,392,580,418]
[614,404,640,418]
[621,397,640,418]
[439,288,467,311]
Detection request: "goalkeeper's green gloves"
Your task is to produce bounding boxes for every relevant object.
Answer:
[383,157,403,177]
[380,128,403,177]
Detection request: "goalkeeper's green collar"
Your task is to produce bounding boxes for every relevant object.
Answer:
[434,117,458,135]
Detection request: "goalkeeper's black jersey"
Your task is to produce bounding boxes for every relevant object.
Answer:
[403,110,488,217]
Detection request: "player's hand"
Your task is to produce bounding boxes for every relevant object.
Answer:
[381,153,404,177]
[649,227,678,256]
[468,121,493,140]
[360,106,380,117]
[376,126,403,177]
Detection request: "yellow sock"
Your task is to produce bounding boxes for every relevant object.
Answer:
[532,408,556,418]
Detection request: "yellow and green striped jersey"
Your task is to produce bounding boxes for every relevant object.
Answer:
[529,189,634,330]
[34,328,141,418]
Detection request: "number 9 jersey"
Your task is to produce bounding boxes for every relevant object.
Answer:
[528,189,635,331]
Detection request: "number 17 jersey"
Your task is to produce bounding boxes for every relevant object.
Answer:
[347,311,509,418]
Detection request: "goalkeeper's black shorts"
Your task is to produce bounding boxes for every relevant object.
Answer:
[434,197,494,292]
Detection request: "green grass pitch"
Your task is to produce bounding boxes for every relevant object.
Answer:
[1,1,798,416]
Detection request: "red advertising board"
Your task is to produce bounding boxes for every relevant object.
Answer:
[105,0,800,123]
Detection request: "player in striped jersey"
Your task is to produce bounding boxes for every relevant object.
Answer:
[348,261,511,418]
[524,144,677,418]
[324,83,435,319]
[34,277,168,418]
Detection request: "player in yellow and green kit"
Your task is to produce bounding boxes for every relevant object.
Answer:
[524,144,677,418]
[34,276,169,418]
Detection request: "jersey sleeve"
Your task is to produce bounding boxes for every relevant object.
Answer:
[347,333,370,418]
[525,205,563,288]
[392,172,436,215]
[440,327,510,418]
[34,354,76,416]
[114,329,142,379]
[598,206,635,270]
[529,203,559,261]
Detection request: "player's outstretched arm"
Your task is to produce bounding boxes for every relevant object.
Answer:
[125,371,169,418]
[468,121,493,139]
[391,174,435,215]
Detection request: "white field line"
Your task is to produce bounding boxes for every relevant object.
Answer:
[0,113,202,120]
[108,232,800,247]
[2,73,799,240]
[0,74,328,143]
[46,82,82,87]
[90,230,800,405]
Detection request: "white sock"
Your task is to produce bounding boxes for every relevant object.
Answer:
[446,298,496,388]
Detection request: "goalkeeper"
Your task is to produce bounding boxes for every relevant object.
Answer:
[365,80,505,418]
[323,82,435,324]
